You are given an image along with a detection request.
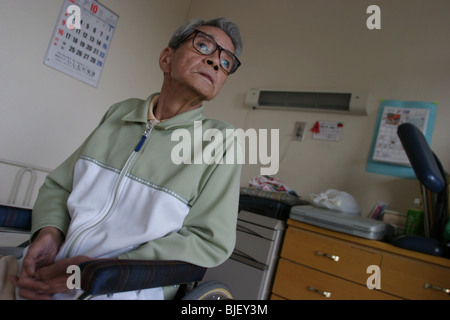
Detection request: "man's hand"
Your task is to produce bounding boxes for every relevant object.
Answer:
[12,255,93,300]
[22,227,64,277]
[33,255,93,297]
[10,226,64,299]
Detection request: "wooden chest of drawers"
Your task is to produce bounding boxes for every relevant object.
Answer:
[272,220,450,300]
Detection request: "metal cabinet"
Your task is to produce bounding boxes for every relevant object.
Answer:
[201,210,286,300]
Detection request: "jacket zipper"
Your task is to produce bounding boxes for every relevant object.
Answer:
[64,120,159,258]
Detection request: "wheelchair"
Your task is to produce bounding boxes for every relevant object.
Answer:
[0,204,233,300]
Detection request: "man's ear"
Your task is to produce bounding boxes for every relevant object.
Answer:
[159,47,173,73]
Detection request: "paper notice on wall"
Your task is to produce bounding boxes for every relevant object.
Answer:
[311,121,343,141]
[372,106,429,166]
[365,99,437,179]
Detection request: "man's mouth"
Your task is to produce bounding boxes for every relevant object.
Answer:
[199,72,214,84]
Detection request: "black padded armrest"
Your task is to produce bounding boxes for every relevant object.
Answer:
[0,204,32,230]
[79,259,206,297]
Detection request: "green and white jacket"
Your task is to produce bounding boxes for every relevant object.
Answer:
[31,94,241,299]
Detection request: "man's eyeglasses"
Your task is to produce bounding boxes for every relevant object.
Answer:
[177,30,241,75]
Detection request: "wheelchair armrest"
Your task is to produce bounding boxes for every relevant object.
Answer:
[79,259,206,297]
[0,204,32,231]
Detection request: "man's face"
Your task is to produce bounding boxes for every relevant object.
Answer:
[161,26,236,101]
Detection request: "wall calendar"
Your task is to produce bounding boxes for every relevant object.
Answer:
[44,0,119,87]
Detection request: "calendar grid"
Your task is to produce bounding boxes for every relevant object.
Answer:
[44,0,118,87]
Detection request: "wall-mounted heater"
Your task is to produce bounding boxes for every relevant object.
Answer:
[245,89,370,115]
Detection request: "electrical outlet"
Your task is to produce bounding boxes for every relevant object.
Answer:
[293,121,306,141]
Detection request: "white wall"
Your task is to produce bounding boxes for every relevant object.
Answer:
[1,0,449,217]
[186,0,450,215]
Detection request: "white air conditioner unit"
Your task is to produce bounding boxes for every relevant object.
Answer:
[245,89,370,115]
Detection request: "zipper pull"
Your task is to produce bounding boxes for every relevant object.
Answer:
[135,120,159,152]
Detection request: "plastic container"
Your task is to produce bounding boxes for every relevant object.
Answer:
[404,198,424,236]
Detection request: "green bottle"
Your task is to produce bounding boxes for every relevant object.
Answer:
[444,220,450,241]
[405,198,424,236]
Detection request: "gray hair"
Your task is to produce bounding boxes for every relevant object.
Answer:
[168,17,243,58]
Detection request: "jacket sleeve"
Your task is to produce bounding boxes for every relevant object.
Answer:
[30,106,116,241]
[118,138,242,268]
[30,154,76,240]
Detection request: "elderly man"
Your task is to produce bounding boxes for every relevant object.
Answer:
[12,17,243,300]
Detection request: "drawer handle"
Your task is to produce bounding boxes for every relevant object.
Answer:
[424,283,450,295]
[316,251,339,262]
[308,286,331,298]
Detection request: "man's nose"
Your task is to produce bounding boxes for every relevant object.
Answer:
[206,59,219,71]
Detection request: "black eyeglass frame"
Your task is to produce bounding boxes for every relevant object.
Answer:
[174,29,241,75]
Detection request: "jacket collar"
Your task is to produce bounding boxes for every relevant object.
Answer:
[122,93,205,129]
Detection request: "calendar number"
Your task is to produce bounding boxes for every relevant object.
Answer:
[90,4,99,14]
